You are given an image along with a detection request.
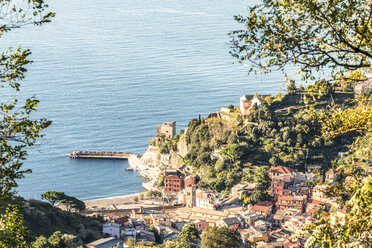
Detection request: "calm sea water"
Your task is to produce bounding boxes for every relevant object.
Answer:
[1,0,286,200]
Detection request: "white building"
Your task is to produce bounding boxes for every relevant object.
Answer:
[102,223,121,238]
[196,190,220,210]
[240,93,264,115]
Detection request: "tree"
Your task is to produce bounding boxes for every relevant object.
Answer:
[219,144,244,163]
[33,236,50,248]
[230,0,372,84]
[0,0,54,202]
[132,196,139,204]
[200,226,242,248]
[47,231,64,247]
[41,191,66,206]
[148,225,161,243]
[173,223,200,248]
[59,195,85,212]
[0,205,29,248]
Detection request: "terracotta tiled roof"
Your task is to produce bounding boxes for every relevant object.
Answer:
[255,201,272,207]
[308,199,322,205]
[326,169,335,175]
[269,166,294,175]
[251,205,270,212]
[165,175,181,180]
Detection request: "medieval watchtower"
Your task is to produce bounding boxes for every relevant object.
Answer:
[156,121,176,139]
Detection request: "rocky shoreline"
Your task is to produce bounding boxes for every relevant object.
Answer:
[128,150,160,191]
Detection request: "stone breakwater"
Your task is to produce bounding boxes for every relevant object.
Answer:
[68,151,140,159]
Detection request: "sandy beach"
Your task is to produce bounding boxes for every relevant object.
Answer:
[84,192,165,210]
[84,193,143,208]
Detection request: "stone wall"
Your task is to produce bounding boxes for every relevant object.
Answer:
[156,121,176,139]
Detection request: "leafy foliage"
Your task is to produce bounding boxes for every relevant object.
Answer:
[19,199,103,243]
[230,0,372,83]
[41,191,66,206]
[200,226,241,248]
[171,223,200,248]
[0,205,28,248]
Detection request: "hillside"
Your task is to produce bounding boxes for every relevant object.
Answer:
[151,82,370,196]
[15,198,104,244]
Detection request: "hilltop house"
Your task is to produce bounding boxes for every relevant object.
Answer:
[240,93,264,115]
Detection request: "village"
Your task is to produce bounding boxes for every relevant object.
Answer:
[85,163,347,248]
[82,90,363,248]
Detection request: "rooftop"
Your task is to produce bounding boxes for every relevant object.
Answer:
[269,166,294,175]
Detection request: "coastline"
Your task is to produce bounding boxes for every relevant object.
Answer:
[84,192,143,209]
[83,153,161,210]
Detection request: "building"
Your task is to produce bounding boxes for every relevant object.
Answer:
[178,185,197,207]
[196,190,220,210]
[231,182,256,199]
[102,223,121,238]
[156,121,176,139]
[269,166,294,181]
[249,202,272,219]
[277,195,307,213]
[272,209,301,228]
[240,93,264,115]
[354,79,372,95]
[194,220,209,232]
[164,171,183,194]
[87,237,123,248]
[306,164,322,173]
[184,175,197,187]
[325,169,340,184]
[217,217,241,231]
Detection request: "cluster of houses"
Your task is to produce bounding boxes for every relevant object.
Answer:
[85,92,352,247]
[87,164,345,248]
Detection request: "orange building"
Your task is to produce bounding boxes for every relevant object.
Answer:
[164,174,183,193]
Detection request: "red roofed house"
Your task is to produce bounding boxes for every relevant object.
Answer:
[164,174,183,193]
[194,220,209,232]
[277,195,307,213]
[269,166,294,181]
[184,175,197,187]
[250,202,272,218]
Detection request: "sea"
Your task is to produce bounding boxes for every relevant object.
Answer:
[0,0,287,200]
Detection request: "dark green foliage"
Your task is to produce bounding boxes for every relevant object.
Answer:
[33,231,82,248]
[47,231,64,247]
[173,223,200,248]
[59,195,86,212]
[200,226,241,248]
[41,191,65,206]
[229,0,371,83]
[18,199,103,243]
[33,236,50,248]
[0,205,29,248]
[148,225,162,244]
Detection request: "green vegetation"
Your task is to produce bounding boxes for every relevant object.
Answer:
[227,1,372,246]
[148,225,162,244]
[33,231,84,248]
[41,191,66,207]
[167,85,361,195]
[0,1,55,247]
[170,223,200,248]
[19,199,103,243]
[200,226,241,248]
[229,0,371,84]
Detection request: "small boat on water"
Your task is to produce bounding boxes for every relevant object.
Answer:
[125,168,134,171]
